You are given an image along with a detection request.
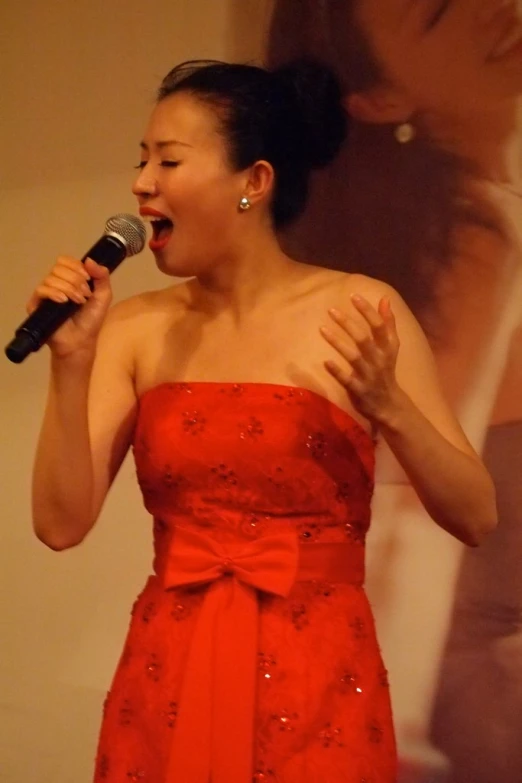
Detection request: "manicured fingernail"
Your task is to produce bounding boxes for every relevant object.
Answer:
[329,308,341,317]
[57,293,68,303]
[350,294,363,303]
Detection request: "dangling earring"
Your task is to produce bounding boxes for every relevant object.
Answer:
[238,196,252,212]
[394,121,416,144]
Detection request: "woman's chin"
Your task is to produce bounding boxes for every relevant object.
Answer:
[153,252,198,280]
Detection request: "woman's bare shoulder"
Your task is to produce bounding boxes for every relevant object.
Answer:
[293,263,352,295]
[342,272,395,296]
[327,271,404,312]
[105,279,192,326]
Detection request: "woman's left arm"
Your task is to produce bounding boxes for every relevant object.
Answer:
[320,279,497,546]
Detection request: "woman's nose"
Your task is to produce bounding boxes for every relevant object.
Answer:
[132,165,158,197]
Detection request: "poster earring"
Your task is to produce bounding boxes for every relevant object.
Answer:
[395,122,416,144]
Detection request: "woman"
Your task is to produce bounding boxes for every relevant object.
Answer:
[29,59,495,783]
[267,1,522,779]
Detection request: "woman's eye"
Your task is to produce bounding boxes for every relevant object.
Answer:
[426,0,450,29]
[133,160,180,170]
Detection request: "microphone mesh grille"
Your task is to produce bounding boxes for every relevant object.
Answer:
[105,213,146,256]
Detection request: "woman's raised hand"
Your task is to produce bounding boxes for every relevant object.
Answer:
[320,294,402,424]
[26,256,113,358]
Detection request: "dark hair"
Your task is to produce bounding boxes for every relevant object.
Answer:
[157,59,348,229]
[266,0,505,336]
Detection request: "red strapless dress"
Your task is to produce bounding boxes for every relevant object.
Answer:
[93,382,396,783]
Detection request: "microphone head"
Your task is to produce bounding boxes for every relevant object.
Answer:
[105,213,146,256]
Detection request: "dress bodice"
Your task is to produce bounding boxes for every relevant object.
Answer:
[133,382,375,572]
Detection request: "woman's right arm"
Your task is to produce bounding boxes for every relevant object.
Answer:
[30,256,139,550]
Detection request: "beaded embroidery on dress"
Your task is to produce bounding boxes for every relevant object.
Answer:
[93,382,397,783]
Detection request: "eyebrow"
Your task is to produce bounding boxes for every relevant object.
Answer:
[139,140,193,150]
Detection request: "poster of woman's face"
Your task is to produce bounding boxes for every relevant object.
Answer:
[266,2,522,782]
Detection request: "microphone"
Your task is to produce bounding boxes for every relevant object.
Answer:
[5,214,146,364]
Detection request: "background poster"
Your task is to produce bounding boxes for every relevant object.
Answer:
[267,2,522,782]
[2,1,521,782]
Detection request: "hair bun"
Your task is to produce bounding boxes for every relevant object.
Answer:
[271,58,348,170]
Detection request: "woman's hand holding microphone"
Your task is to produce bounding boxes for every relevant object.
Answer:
[25,256,113,358]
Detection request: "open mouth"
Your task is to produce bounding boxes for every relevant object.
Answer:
[151,218,173,241]
[147,217,174,250]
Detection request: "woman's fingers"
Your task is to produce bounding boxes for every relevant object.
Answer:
[25,256,94,314]
[320,324,374,373]
[321,294,401,421]
[324,358,352,386]
[324,359,365,397]
[378,296,400,349]
[84,257,110,281]
[327,308,381,364]
[350,295,391,346]
[55,255,91,279]
[39,273,91,305]
[49,270,92,299]
[327,296,399,359]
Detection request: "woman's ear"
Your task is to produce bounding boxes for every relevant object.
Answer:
[242,160,275,206]
[345,86,415,125]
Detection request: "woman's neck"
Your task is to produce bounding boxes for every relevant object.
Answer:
[425,101,521,187]
[190,230,301,321]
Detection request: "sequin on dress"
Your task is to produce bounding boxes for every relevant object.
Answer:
[93,382,397,783]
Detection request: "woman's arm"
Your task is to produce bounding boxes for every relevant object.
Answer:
[29,255,140,551]
[321,275,497,546]
[32,305,138,551]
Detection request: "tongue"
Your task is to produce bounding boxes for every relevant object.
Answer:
[155,220,173,240]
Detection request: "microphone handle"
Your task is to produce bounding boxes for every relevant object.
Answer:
[5,234,127,364]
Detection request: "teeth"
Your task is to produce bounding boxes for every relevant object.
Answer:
[490,21,522,59]
[142,215,169,223]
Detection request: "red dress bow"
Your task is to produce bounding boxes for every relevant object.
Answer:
[164,525,299,783]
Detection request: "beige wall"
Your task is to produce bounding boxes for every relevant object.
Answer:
[0,2,270,781]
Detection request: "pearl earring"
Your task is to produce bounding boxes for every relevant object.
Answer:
[394,122,416,144]
[238,196,252,212]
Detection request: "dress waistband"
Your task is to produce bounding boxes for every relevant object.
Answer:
[161,526,364,783]
[297,541,364,586]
